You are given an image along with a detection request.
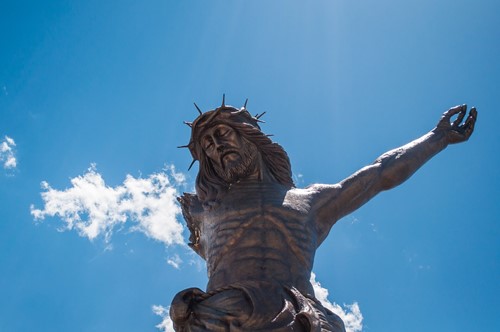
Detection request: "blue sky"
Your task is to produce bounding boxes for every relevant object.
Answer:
[1,1,499,331]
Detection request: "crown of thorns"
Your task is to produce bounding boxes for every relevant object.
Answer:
[178,95,268,170]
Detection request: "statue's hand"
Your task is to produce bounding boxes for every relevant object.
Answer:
[435,105,477,144]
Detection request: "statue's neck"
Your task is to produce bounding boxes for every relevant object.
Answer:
[225,164,288,197]
[227,177,281,191]
[206,157,289,208]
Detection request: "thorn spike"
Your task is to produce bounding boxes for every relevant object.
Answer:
[177,145,190,149]
[183,121,193,127]
[256,111,266,119]
[266,134,274,137]
[243,98,248,109]
[188,159,197,171]
[194,102,202,115]
[221,94,225,107]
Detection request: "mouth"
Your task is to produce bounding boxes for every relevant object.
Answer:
[220,151,240,168]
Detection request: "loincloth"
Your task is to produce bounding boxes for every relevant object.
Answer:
[170,281,346,332]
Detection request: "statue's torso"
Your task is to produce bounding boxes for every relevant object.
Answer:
[199,182,318,295]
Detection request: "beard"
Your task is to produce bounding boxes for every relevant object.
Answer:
[214,140,259,184]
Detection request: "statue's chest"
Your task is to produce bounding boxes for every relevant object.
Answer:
[206,190,308,226]
[198,191,318,276]
[200,191,315,254]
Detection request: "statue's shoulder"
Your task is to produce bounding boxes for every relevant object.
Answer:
[177,193,205,258]
[303,183,343,200]
[284,183,343,216]
[283,187,310,200]
[285,185,330,200]
[281,187,319,214]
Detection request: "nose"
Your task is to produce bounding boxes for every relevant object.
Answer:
[213,137,225,152]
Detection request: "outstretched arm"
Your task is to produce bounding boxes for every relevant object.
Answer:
[312,105,477,244]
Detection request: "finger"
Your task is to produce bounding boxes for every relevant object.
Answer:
[451,107,467,127]
[470,107,478,121]
[465,116,476,134]
[463,108,477,138]
[464,107,477,127]
[464,122,475,139]
[443,104,467,120]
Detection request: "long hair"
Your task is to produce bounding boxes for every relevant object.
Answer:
[195,121,294,202]
[184,106,294,203]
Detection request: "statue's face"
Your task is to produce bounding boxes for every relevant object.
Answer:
[200,123,259,183]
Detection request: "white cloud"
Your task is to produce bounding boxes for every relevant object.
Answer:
[166,254,182,269]
[152,305,175,332]
[310,272,363,332]
[0,135,17,169]
[30,164,186,246]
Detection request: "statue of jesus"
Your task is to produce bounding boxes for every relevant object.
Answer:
[170,98,477,331]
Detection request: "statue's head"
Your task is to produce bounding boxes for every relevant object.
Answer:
[182,99,294,203]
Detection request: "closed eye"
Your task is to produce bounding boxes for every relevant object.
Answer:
[216,126,231,137]
[203,136,214,150]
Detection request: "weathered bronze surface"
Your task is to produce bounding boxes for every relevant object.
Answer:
[171,99,477,331]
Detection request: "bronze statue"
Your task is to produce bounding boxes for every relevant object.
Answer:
[170,98,477,331]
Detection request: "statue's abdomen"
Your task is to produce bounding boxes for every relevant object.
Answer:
[202,205,317,293]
